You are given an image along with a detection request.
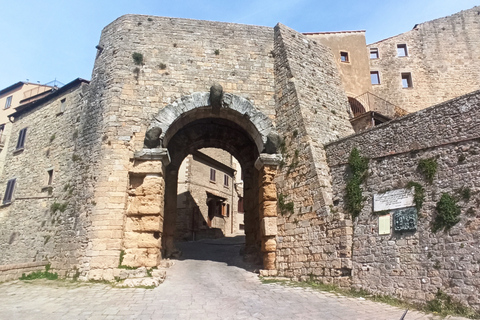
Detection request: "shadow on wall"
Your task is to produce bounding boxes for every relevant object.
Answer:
[176,191,226,241]
[175,235,260,272]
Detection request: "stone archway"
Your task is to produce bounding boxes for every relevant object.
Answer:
[124,87,282,272]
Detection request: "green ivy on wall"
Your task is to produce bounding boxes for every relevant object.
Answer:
[345,148,369,220]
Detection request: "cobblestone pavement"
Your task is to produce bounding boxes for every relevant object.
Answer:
[0,236,470,320]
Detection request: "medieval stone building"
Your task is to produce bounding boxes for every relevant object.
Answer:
[0,6,479,311]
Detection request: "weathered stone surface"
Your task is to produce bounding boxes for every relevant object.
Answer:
[131,160,164,174]
[144,127,162,148]
[263,252,276,270]
[262,237,277,252]
[262,201,278,218]
[326,90,480,310]
[125,216,162,232]
[123,232,161,249]
[262,217,278,236]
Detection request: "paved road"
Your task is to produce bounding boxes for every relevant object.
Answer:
[0,236,469,319]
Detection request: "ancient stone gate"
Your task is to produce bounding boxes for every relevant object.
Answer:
[123,91,282,270]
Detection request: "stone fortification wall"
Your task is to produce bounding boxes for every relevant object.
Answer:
[368,6,480,112]
[85,15,276,278]
[326,91,480,310]
[0,82,91,278]
[273,23,355,285]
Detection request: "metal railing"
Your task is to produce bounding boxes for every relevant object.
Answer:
[23,85,53,100]
[351,92,408,119]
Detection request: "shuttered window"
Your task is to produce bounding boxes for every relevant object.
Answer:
[3,178,16,204]
[16,128,27,150]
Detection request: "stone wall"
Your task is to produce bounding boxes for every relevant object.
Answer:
[273,23,355,285]
[84,15,276,278]
[326,90,480,310]
[0,81,90,278]
[368,6,480,112]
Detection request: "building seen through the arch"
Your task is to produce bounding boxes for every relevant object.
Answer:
[176,148,244,241]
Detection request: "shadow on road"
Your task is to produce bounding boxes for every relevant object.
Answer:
[174,235,261,272]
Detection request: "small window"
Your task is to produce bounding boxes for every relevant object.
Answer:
[15,128,27,151]
[3,178,16,204]
[370,48,379,59]
[60,98,66,113]
[47,169,54,185]
[210,168,216,182]
[226,204,230,217]
[340,51,349,63]
[224,174,229,187]
[4,96,12,109]
[401,73,413,88]
[238,197,244,213]
[370,71,380,85]
[397,44,408,57]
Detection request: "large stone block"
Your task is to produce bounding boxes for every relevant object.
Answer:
[127,195,162,215]
[262,217,278,236]
[125,215,162,232]
[261,201,278,217]
[131,160,164,174]
[123,232,161,249]
[260,184,277,201]
[263,252,276,270]
[262,237,277,252]
[122,248,160,268]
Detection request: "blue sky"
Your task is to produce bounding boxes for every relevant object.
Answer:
[0,0,478,89]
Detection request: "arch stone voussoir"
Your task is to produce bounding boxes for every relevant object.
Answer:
[148,92,279,155]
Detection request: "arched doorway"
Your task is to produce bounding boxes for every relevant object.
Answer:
[124,88,282,271]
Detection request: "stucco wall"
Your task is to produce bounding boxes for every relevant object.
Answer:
[368,6,480,112]
[305,31,372,98]
[326,91,480,310]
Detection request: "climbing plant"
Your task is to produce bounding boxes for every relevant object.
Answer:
[418,157,437,183]
[432,193,461,232]
[345,148,369,220]
[406,181,425,211]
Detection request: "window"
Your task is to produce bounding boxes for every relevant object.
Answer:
[4,95,12,109]
[47,169,54,185]
[210,168,216,182]
[3,178,16,205]
[226,204,230,217]
[401,73,413,88]
[397,44,408,57]
[370,48,379,59]
[15,128,27,150]
[59,98,66,113]
[238,197,244,213]
[370,71,380,85]
[340,51,349,63]
[224,174,229,187]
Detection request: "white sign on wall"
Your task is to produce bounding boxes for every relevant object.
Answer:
[373,188,414,212]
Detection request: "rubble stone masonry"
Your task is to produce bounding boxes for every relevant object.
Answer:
[326,91,480,310]
[0,81,91,279]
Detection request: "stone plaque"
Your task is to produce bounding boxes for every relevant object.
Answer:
[378,214,391,235]
[393,207,417,232]
[373,188,414,212]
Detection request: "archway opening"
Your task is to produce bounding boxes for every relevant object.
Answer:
[162,117,263,265]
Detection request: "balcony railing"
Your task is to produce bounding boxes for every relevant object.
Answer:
[350,92,408,119]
